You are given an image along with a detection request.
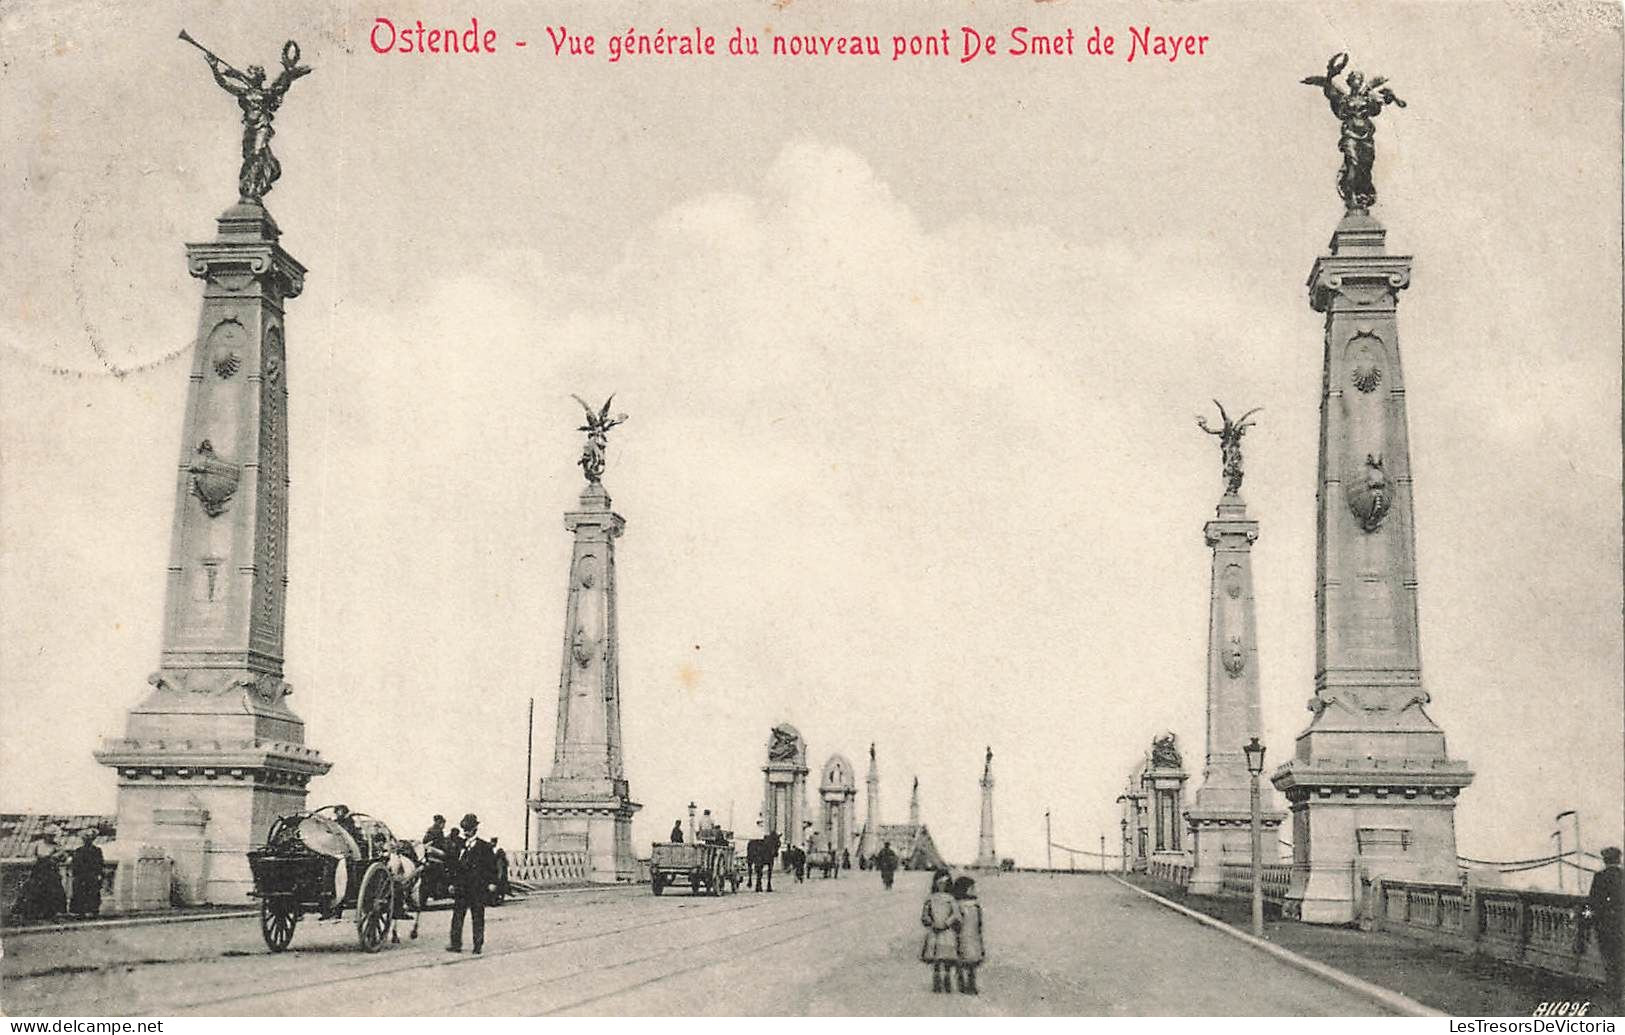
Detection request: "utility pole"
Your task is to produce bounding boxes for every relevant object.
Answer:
[1100,834,1106,873]
[523,696,534,852]
[1045,809,1052,870]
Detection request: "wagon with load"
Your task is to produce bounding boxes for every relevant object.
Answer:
[246,805,400,952]
[649,840,740,896]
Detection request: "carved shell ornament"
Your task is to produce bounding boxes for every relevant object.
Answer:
[1352,364,1383,393]
[1346,453,1392,532]
[214,351,242,379]
[1221,637,1246,678]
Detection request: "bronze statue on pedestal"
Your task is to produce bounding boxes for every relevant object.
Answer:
[181,31,311,204]
[1196,400,1261,498]
[1302,52,1406,214]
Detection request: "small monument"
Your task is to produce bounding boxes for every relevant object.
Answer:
[817,755,857,856]
[1185,403,1285,894]
[1273,57,1472,923]
[974,747,997,869]
[94,35,327,905]
[530,396,641,882]
[761,724,809,844]
[1144,734,1189,857]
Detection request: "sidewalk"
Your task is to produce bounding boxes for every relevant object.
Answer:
[1124,874,1607,1016]
[1,881,640,937]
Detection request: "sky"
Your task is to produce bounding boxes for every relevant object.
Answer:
[1,0,1621,882]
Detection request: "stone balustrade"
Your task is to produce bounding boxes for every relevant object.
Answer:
[1367,878,1609,987]
[1219,861,1292,903]
[1149,858,1194,888]
[506,849,590,888]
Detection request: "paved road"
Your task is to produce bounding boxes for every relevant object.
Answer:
[2,873,1397,1015]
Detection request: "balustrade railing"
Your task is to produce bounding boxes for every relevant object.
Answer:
[1368,878,1608,987]
[507,849,590,888]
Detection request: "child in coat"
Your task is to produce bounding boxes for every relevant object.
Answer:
[919,871,960,992]
[952,876,984,994]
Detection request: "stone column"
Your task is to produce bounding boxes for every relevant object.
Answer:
[975,748,996,868]
[531,481,641,882]
[1187,488,1285,894]
[859,743,880,860]
[94,202,331,905]
[1271,214,1473,923]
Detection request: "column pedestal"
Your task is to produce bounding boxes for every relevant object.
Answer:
[94,203,328,906]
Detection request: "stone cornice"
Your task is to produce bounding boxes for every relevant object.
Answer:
[185,242,306,300]
[1307,254,1413,314]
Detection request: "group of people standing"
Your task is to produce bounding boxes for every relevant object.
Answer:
[420,812,499,955]
[9,832,106,923]
[920,870,985,994]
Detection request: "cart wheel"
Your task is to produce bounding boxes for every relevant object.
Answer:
[652,875,664,895]
[356,861,394,953]
[260,898,296,952]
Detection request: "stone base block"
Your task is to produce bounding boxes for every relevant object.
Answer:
[532,789,641,883]
[1185,807,1284,896]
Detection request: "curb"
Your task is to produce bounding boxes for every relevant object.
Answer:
[2,882,641,937]
[1110,876,1443,1017]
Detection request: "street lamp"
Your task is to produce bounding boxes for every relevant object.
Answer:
[1243,736,1267,937]
[1557,810,1582,888]
[687,801,696,842]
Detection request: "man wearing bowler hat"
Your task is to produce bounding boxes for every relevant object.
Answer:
[447,813,497,955]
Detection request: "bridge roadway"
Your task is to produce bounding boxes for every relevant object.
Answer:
[2,872,1398,1015]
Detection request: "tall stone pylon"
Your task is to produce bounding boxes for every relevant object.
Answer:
[859,742,880,860]
[1273,55,1472,923]
[975,747,997,868]
[1185,404,1285,895]
[92,200,330,904]
[94,38,328,905]
[531,396,641,882]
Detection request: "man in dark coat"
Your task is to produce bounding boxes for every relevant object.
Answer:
[1584,846,1622,1011]
[447,813,497,955]
[669,820,684,844]
[70,833,105,919]
[876,842,899,890]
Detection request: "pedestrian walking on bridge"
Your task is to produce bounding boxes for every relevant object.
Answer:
[952,875,984,995]
[876,842,899,890]
[447,813,496,955]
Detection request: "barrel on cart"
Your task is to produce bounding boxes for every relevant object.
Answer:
[246,805,399,953]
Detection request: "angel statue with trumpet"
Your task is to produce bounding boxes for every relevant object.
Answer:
[1196,400,1261,498]
[572,395,629,485]
[1302,52,1406,214]
[180,31,312,204]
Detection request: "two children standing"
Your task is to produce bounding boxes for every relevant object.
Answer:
[920,871,984,994]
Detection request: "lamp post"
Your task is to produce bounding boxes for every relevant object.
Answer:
[1243,736,1267,937]
[1118,816,1129,874]
[1557,810,1582,884]
[688,801,696,842]
[1045,810,1052,870]
[1552,829,1565,892]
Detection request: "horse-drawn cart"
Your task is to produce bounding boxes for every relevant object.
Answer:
[247,806,398,953]
[649,841,740,896]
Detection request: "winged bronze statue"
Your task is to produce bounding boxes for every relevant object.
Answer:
[572,394,628,485]
[1302,52,1406,214]
[1196,399,1262,497]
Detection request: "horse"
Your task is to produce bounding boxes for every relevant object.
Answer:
[745,832,781,892]
[385,841,428,943]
